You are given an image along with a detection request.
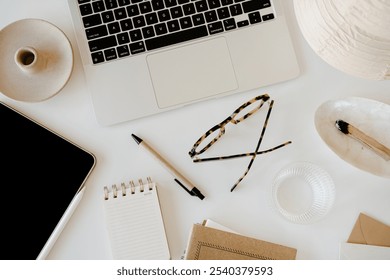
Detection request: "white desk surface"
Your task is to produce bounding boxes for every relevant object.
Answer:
[1,0,389,260]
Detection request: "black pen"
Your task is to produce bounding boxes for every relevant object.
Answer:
[131,134,205,200]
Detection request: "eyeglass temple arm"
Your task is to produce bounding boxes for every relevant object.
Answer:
[230,100,274,192]
[192,140,292,162]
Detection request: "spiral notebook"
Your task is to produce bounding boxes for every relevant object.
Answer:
[103,177,170,259]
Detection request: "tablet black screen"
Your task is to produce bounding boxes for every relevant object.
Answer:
[0,102,95,259]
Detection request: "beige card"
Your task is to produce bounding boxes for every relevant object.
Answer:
[185,224,297,260]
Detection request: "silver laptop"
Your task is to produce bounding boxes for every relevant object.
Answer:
[68,0,299,126]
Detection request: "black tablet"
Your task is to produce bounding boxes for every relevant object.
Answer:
[0,102,96,260]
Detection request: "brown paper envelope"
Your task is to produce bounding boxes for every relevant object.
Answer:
[347,213,390,247]
[185,224,297,260]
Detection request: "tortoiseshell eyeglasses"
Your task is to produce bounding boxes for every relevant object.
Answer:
[188,94,292,192]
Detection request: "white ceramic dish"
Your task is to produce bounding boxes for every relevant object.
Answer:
[315,97,390,178]
[0,19,73,102]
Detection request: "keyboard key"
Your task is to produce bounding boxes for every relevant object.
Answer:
[204,10,218,22]
[85,25,108,39]
[127,5,140,17]
[104,0,118,10]
[88,35,117,52]
[102,11,115,23]
[92,1,106,12]
[217,7,230,19]
[180,16,193,29]
[260,0,272,8]
[207,0,221,9]
[207,21,223,34]
[108,22,121,33]
[242,0,271,13]
[139,2,153,14]
[142,26,156,38]
[158,9,171,22]
[151,0,165,11]
[129,41,146,54]
[118,0,131,6]
[164,0,177,8]
[262,13,274,21]
[80,3,93,16]
[117,45,131,57]
[133,15,146,28]
[82,14,102,28]
[229,4,242,16]
[221,0,233,5]
[129,29,143,41]
[192,14,205,26]
[104,48,118,60]
[145,25,208,51]
[155,23,168,35]
[183,3,196,16]
[237,19,249,27]
[248,11,261,24]
[145,12,159,25]
[223,18,236,30]
[167,19,180,32]
[195,0,208,13]
[91,51,105,64]
[170,6,183,19]
[78,0,91,4]
[178,0,190,4]
[120,19,133,31]
[117,32,130,44]
[114,8,127,20]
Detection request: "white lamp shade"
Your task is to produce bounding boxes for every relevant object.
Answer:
[294,0,390,80]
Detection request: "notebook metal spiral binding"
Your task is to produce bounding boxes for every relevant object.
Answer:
[104,176,154,200]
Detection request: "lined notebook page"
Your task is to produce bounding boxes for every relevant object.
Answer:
[103,181,170,259]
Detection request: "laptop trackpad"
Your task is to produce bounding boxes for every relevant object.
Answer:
[147,37,238,108]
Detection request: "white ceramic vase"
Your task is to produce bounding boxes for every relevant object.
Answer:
[0,19,73,102]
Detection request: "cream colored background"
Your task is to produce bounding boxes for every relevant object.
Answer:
[1,0,389,259]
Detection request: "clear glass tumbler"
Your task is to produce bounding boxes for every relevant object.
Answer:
[271,162,336,224]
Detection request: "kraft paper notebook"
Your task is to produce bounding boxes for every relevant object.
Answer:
[103,177,170,260]
[184,223,297,260]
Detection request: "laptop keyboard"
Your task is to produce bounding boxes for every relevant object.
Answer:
[77,0,275,64]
